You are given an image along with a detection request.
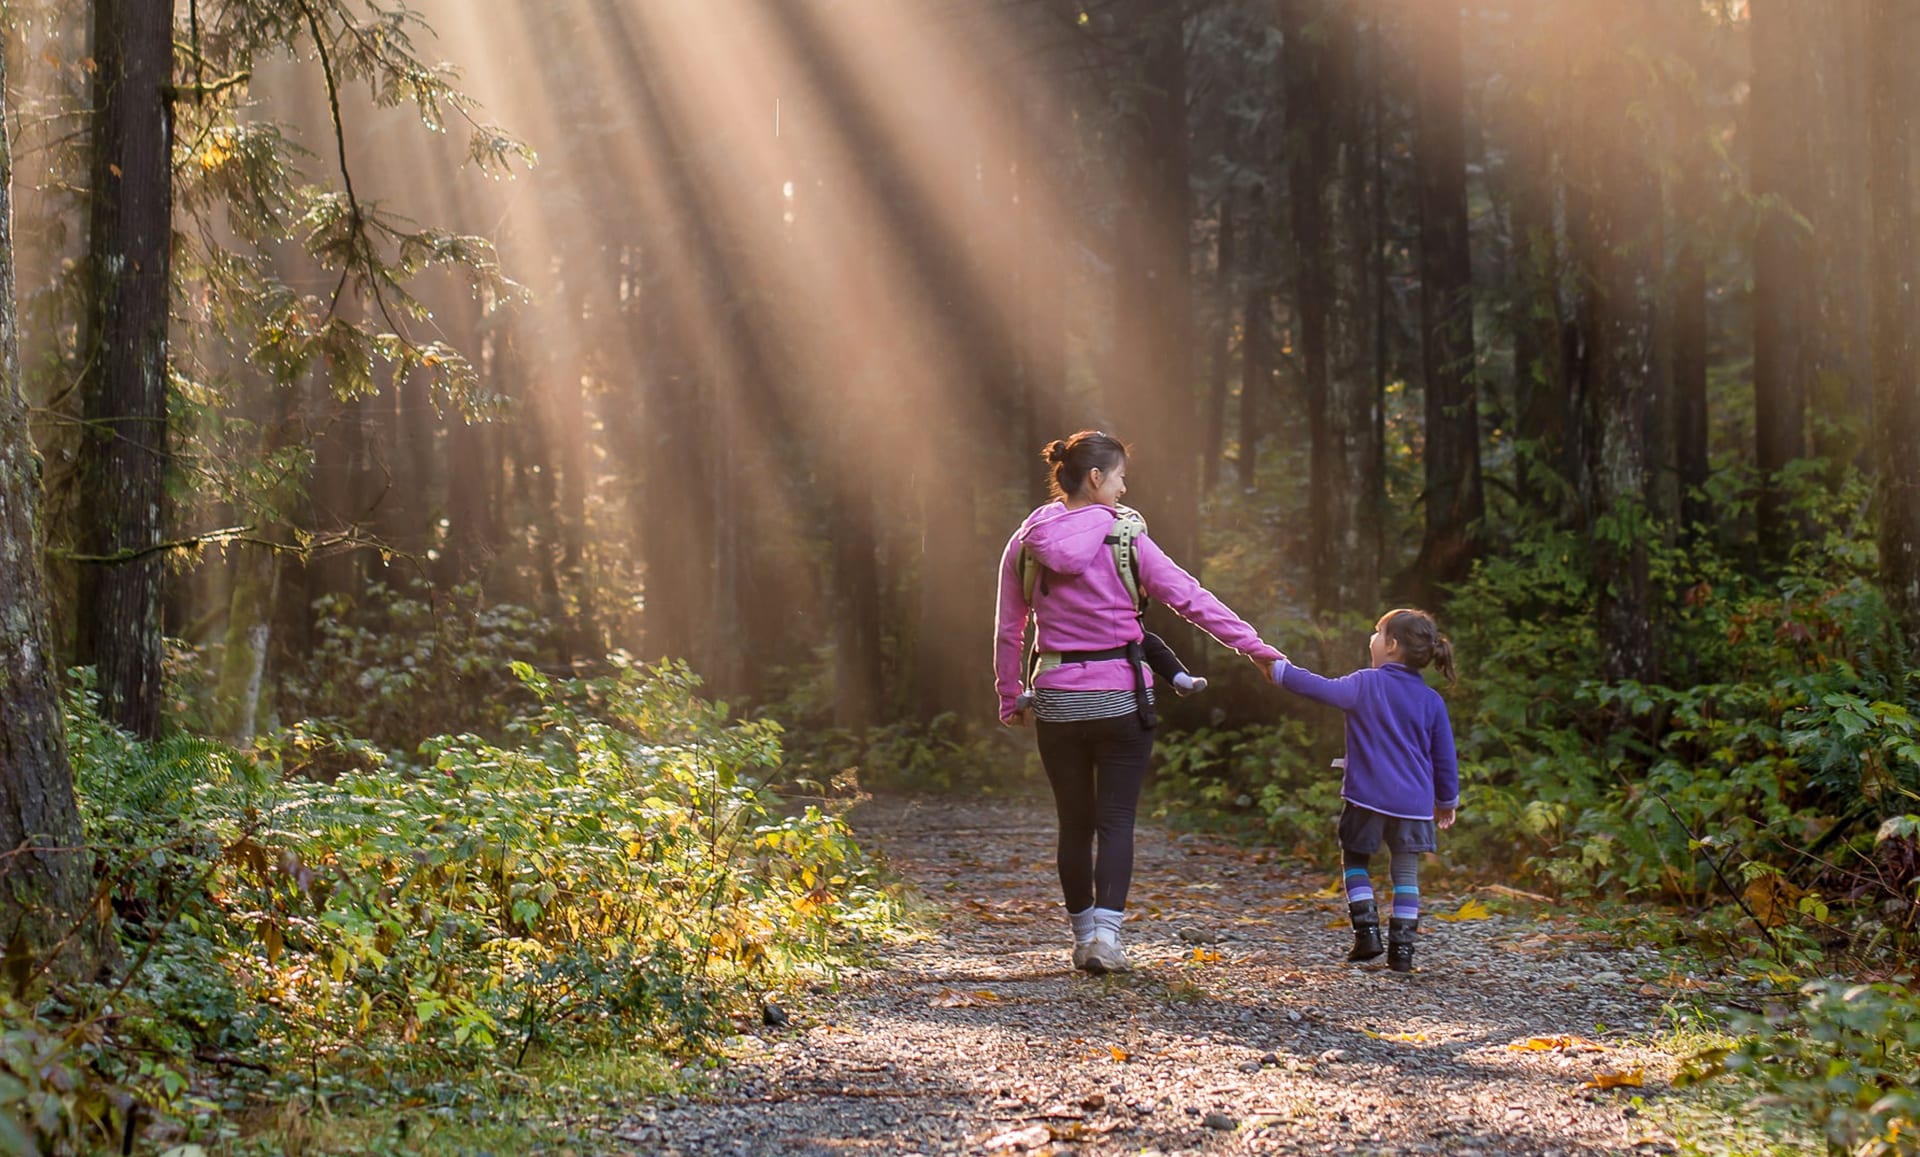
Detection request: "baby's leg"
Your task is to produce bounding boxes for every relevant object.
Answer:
[1141,631,1206,695]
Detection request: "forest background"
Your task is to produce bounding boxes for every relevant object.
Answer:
[1,0,1919,1151]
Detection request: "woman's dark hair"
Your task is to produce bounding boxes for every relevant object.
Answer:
[1379,608,1456,685]
[1043,430,1130,502]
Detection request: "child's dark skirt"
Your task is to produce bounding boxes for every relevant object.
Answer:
[1338,803,1438,855]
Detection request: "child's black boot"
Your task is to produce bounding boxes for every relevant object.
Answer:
[1387,917,1418,973]
[1346,900,1384,963]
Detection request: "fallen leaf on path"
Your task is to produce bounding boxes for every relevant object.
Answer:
[1326,916,1351,929]
[1509,1036,1609,1053]
[1107,1045,1130,1063]
[1363,1028,1429,1043]
[1435,898,1494,921]
[1583,1067,1645,1090]
[982,1123,1053,1151]
[930,989,1000,1008]
[1483,883,1554,903]
[1190,947,1221,964]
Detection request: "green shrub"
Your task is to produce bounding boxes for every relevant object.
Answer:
[1687,980,1920,1156]
[36,658,896,1149]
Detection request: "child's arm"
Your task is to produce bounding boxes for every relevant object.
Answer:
[1270,657,1366,712]
[1431,698,1460,824]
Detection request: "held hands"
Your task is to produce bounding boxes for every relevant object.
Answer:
[1436,806,1457,830]
[1004,709,1030,727]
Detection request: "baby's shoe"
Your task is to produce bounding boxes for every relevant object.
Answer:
[1172,673,1208,697]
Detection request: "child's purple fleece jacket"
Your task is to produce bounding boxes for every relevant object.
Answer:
[1274,659,1460,820]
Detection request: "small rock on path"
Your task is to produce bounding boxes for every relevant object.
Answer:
[637,795,1680,1155]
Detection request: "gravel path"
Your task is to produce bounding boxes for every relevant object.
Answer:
[633,795,1684,1156]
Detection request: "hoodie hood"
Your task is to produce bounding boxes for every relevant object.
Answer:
[1015,502,1118,575]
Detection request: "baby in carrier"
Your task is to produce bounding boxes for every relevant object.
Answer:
[1015,630,1206,714]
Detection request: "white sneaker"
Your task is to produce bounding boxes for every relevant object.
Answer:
[1072,940,1095,970]
[1070,908,1098,971]
[1082,934,1131,974]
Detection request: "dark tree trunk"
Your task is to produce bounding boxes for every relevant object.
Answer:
[1750,0,1812,564]
[1572,1,1659,684]
[1203,198,1234,495]
[0,55,103,976]
[1811,3,1874,468]
[75,0,175,739]
[1110,0,1198,566]
[1238,210,1266,494]
[1288,0,1377,614]
[1672,101,1711,534]
[1868,0,1920,652]
[1508,117,1567,515]
[1410,0,1485,599]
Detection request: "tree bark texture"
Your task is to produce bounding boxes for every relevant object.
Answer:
[1203,199,1234,495]
[1411,0,1485,597]
[1750,0,1812,565]
[1573,1,1658,685]
[0,46,102,976]
[1868,0,1920,653]
[1286,0,1377,615]
[75,0,175,739]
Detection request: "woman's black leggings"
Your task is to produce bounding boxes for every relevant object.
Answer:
[1035,716,1156,912]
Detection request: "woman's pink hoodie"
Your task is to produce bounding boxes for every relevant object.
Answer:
[993,502,1282,722]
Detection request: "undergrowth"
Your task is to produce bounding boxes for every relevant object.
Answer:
[4,660,897,1154]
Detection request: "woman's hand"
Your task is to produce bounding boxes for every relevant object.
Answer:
[1004,709,1030,727]
[1436,806,1457,830]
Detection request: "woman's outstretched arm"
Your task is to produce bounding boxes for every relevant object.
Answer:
[1134,534,1283,666]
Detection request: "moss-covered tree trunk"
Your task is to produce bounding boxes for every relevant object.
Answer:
[0,47,102,979]
[74,0,175,739]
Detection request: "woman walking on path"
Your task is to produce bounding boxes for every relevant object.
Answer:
[994,430,1285,974]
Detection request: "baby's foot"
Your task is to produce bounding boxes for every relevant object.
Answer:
[1172,673,1209,697]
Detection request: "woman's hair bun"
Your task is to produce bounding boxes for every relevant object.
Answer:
[1043,439,1070,465]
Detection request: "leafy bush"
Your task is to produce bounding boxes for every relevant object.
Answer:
[1687,980,1920,1156]
[279,581,553,746]
[30,659,896,1149]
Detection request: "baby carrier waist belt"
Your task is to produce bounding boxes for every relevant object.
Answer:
[1027,640,1157,730]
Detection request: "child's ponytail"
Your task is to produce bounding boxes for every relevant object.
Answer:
[1432,632,1457,686]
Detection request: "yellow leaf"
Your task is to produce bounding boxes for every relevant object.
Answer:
[1326,916,1351,929]
[1583,1067,1644,1090]
[1743,874,1804,928]
[1436,899,1494,922]
[1509,1036,1609,1053]
[1191,947,1221,964]
[1109,1045,1130,1063]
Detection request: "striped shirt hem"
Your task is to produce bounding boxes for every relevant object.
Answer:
[1032,687,1154,722]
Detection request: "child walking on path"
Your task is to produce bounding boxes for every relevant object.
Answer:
[1270,609,1459,972]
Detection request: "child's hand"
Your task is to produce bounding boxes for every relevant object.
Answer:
[1436,806,1457,830]
[1268,657,1289,684]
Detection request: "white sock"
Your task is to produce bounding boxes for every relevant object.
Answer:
[1069,907,1098,946]
[1173,672,1197,691]
[1091,907,1124,945]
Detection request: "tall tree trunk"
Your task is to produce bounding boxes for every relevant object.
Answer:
[75,0,175,739]
[0,53,103,975]
[1508,116,1567,515]
[1203,198,1234,496]
[1811,3,1874,468]
[1750,0,1812,565]
[1672,100,1711,535]
[1410,0,1484,599]
[1110,0,1198,565]
[1238,197,1265,493]
[1290,0,1377,613]
[1868,0,1920,653]
[1573,1,1659,684]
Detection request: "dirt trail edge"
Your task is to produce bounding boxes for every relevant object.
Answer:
[638,795,1683,1156]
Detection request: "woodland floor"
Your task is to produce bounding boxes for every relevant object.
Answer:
[596,794,1730,1157]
